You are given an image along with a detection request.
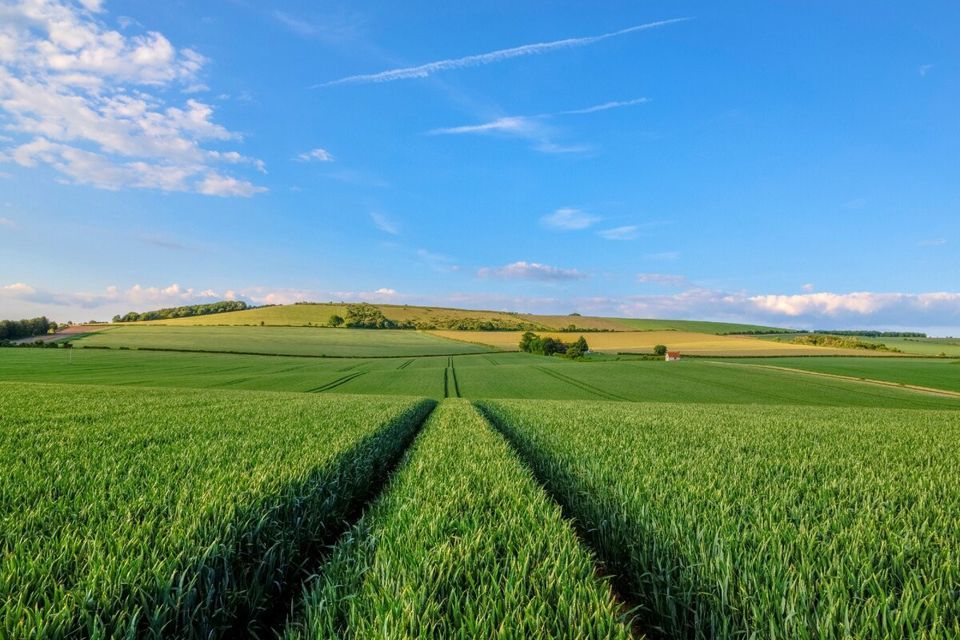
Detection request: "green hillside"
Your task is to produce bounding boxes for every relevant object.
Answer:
[133,302,792,335]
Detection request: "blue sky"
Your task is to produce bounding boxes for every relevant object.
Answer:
[1,1,958,332]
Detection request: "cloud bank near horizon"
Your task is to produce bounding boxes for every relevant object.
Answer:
[3,281,959,333]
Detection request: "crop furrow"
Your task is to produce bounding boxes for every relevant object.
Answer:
[306,371,366,393]
[283,400,635,638]
[535,366,626,401]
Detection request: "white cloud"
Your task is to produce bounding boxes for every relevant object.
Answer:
[802,283,815,292]
[559,97,650,115]
[0,0,264,196]
[428,98,647,153]
[318,18,689,86]
[477,261,587,281]
[541,207,600,231]
[370,211,399,235]
[429,116,541,137]
[636,273,686,287]
[297,147,334,162]
[598,225,639,240]
[0,216,15,228]
[918,238,946,247]
[4,280,960,332]
[197,173,267,197]
[919,64,934,77]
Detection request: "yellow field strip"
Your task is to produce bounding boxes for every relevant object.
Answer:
[707,361,960,399]
[427,330,894,357]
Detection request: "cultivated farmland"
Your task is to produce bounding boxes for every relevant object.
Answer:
[0,382,433,638]
[74,325,492,357]
[2,317,959,638]
[430,329,897,356]
[285,400,633,638]
[480,399,960,638]
[1,348,956,409]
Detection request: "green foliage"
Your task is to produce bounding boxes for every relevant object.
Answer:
[653,344,668,356]
[284,401,632,639]
[0,382,432,638]
[567,335,590,359]
[480,399,960,639]
[327,314,344,327]
[344,303,401,328]
[112,301,248,323]
[518,332,571,356]
[791,334,900,352]
[813,330,927,338]
[0,316,51,340]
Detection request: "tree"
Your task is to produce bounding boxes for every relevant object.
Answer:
[653,344,668,356]
[519,331,538,352]
[328,314,344,327]
[567,336,589,359]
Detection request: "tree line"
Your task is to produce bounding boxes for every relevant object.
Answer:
[519,332,590,359]
[112,301,248,323]
[811,330,927,338]
[0,316,54,341]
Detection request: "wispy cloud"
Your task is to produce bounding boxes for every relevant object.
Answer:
[477,261,587,281]
[918,238,946,247]
[428,97,648,152]
[598,225,639,240]
[430,116,540,136]
[644,251,680,261]
[134,233,195,252]
[370,211,399,235]
[919,64,934,77]
[318,18,690,87]
[636,273,686,287]
[297,148,334,162]
[417,248,460,273]
[0,217,15,229]
[273,11,320,37]
[541,207,601,231]
[559,98,650,115]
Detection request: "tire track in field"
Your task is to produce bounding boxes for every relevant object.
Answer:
[443,357,461,398]
[307,371,367,393]
[397,359,414,370]
[535,366,628,401]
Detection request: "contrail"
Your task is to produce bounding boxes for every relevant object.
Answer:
[316,17,691,87]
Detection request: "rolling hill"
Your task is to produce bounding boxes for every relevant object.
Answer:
[135,302,793,335]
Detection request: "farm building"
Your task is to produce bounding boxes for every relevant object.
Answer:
[665,351,681,362]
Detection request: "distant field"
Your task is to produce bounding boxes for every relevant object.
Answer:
[136,302,791,334]
[2,348,956,409]
[757,334,960,357]
[611,317,791,334]
[74,325,492,357]
[727,357,960,394]
[430,329,889,356]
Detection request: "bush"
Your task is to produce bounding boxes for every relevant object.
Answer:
[653,344,668,356]
[328,314,344,327]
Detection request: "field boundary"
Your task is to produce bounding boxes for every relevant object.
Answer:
[708,360,960,399]
[76,345,507,359]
